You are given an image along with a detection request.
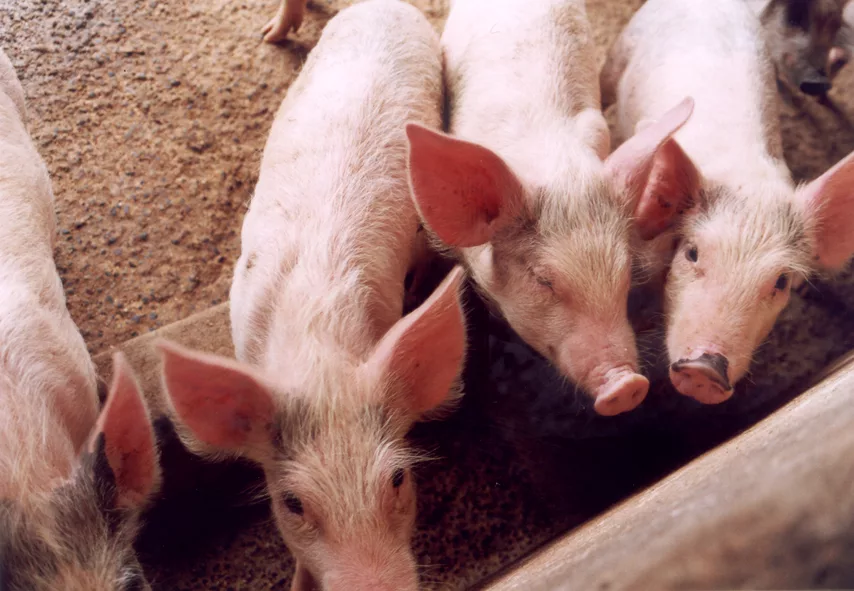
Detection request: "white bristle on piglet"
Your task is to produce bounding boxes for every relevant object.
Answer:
[158,2,466,589]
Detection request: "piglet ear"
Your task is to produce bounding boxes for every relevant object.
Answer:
[157,340,276,463]
[632,137,700,239]
[90,353,160,509]
[366,266,467,416]
[797,150,854,269]
[406,123,523,247]
[605,97,696,234]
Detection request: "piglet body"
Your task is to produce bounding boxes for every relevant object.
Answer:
[0,48,160,590]
[406,0,697,416]
[603,0,854,403]
[159,2,466,590]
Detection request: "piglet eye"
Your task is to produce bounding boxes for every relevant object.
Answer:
[531,268,554,291]
[536,276,553,290]
[391,468,405,488]
[283,491,304,515]
[686,245,699,263]
[775,273,789,291]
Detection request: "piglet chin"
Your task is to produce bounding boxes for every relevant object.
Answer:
[592,369,649,416]
[324,574,417,591]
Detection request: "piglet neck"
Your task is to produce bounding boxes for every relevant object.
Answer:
[0,397,78,499]
[270,269,403,370]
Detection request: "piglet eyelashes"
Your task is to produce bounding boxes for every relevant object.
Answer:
[392,468,405,488]
[283,491,304,516]
[686,244,699,262]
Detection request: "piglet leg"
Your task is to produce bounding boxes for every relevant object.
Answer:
[263,0,308,43]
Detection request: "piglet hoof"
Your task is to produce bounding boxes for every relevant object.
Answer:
[670,355,733,404]
[593,372,649,417]
[262,1,305,43]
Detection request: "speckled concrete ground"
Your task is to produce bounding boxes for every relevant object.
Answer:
[6,0,854,589]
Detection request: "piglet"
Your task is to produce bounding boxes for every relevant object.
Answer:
[602,0,854,403]
[405,0,695,416]
[0,48,160,590]
[158,2,465,590]
[745,0,846,96]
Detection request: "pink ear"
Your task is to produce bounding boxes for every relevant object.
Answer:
[406,123,523,247]
[157,340,276,459]
[798,150,854,269]
[605,97,695,217]
[366,266,467,415]
[633,137,700,239]
[94,353,160,508]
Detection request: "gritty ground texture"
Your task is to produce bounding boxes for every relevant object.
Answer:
[0,0,444,353]
[5,0,854,590]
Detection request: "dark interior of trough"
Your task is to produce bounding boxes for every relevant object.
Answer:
[4,0,854,589]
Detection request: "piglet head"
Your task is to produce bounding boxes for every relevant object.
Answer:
[664,189,806,403]
[158,268,467,590]
[1,353,160,591]
[664,149,854,403]
[760,0,844,95]
[405,100,694,416]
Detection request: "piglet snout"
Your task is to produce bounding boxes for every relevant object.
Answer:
[799,71,832,96]
[670,352,733,404]
[325,574,416,591]
[592,368,649,416]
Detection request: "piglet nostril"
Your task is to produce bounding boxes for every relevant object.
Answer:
[800,78,832,96]
[670,352,732,393]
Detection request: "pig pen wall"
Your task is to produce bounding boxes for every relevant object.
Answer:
[5,0,854,589]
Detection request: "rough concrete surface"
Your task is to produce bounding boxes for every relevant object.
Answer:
[5,0,854,589]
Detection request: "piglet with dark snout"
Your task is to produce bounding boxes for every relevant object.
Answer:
[603,0,854,404]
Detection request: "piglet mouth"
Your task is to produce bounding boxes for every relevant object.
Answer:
[670,353,733,404]
[591,368,649,417]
